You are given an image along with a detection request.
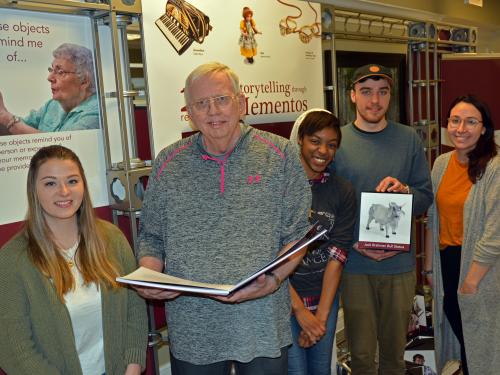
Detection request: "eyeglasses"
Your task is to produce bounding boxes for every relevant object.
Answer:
[190,95,236,112]
[48,67,77,77]
[447,116,483,129]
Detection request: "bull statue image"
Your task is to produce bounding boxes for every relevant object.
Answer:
[366,202,406,238]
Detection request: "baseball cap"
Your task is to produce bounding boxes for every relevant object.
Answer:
[351,64,393,87]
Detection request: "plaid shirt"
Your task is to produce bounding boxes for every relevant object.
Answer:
[328,245,347,265]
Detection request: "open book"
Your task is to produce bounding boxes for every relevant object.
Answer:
[117,223,327,296]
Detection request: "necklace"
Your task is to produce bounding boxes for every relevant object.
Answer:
[61,242,79,268]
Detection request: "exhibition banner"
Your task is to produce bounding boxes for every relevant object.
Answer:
[0,8,108,225]
[142,0,324,154]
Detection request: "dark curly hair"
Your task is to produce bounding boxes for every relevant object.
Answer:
[297,111,342,148]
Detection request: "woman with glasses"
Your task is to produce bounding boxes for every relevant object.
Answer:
[424,95,499,374]
[0,145,148,374]
[0,43,99,135]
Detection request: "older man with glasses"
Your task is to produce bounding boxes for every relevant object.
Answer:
[0,43,99,135]
[136,61,312,375]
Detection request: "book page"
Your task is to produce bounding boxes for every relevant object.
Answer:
[118,267,234,292]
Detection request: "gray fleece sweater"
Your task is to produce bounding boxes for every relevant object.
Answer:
[137,124,311,365]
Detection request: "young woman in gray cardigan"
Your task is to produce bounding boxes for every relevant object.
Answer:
[0,145,148,375]
[425,95,499,374]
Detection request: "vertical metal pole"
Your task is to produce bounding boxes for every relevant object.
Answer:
[408,43,414,127]
[109,11,132,175]
[91,16,113,169]
[112,210,119,227]
[148,302,161,375]
[425,39,432,162]
[129,210,139,253]
[433,41,440,152]
[416,45,422,123]
[137,12,156,158]
[116,16,140,159]
[332,8,339,117]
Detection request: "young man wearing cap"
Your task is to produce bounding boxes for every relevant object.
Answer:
[334,64,433,375]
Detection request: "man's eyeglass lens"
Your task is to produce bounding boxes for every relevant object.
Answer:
[192,95,234,111]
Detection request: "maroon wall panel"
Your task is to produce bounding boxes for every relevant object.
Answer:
[441,58,500,132]
[134,106,153,161]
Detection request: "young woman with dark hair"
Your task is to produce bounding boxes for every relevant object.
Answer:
[425,95,499,374]
[288,109,356,375]
[447,94,497,183]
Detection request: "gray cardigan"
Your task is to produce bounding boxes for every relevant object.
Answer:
[428,151,500,374]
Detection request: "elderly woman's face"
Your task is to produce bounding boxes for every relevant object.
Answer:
[47,57,87,111]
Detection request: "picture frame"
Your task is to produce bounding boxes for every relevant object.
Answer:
[358,192,413,251]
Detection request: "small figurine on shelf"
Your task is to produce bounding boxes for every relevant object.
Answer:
[239,6,262,64]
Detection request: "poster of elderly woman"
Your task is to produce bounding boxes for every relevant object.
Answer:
[0,43,99,135]
[0,8,107,226]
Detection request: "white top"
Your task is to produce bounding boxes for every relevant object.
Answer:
[64,243,105,375]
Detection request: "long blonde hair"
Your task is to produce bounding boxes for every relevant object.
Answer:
[25,145,119,301]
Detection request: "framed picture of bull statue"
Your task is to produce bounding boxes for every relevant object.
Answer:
[358,192,413,251]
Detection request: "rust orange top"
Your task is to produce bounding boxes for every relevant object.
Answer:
[436,151,473,249]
